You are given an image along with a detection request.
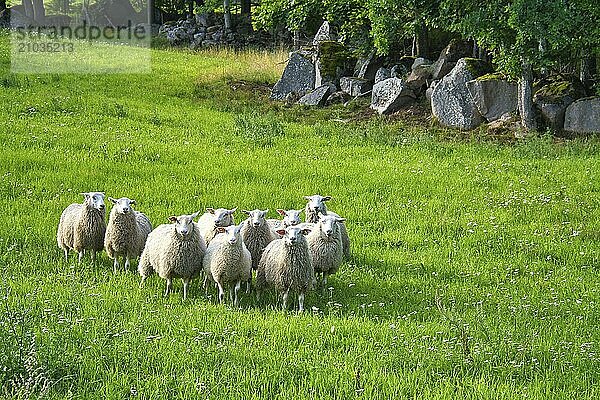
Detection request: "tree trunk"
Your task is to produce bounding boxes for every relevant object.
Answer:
[23,0,33,18]
[472,39,479,58]
[32,0,45,23]
[411,36,416,57]
[188,0,193,16]
[538,39,548,77]
[415,20,428,57]
[292,30,300,50]
[241,0,250,15]
[580,50,596,89]
[147,0,153,24]
[518,60,537,133]
[0,0,6,12]
[223,0,231,30]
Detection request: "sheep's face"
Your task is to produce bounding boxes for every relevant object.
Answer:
[318,215,345,239]
[83,192,105,212]
[218,224,243,245]
[207,207,236,227]
[304,195,331,215]
[169,212,199,237]
[278,226,311,247]
[243,209,268,228]
[109,197,135,214]
[277,209,303,227]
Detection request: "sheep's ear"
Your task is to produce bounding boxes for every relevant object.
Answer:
[81,192,90,199]
[206,208,215,214]
[191,211,200,219]
[322,196,332,201]
[216,227,226,234]
[301,228,312,235]
[130,199,136,205]
[242,210,251,216]
[297,209,304,214]
[276,229,286,236]
[229,207,237,214]
[336,217,346,223]
[303,196,312,201]
[262,209,269,215]
[276,209,286,216]
[108,197,117,204]
[168,216,177,223]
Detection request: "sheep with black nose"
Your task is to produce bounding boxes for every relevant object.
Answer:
[203,223,252,306]
[197,207,237,245]
[138,212,206,299]
[256,225,314,312]
[266,209,304,232]
[306,214,345,289]
[104,197,152,273]
[240,209,279,291]
[303,195,350,259]
[57,192,106,264]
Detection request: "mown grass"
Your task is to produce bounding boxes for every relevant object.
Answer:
[1,31,600,398]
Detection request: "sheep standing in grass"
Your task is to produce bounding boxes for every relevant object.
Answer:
[266,209,303,233]
[57,192,106,264]
[304,195,350,259]
[202,224,251,306]
[104,197,152,273]
[197,207,237,244]
[138,212,206,299]
[256,225,314,312]
[306,214,345,289]
[240,209,279,292]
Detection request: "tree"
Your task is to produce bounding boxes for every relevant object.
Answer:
[441,0,591,133]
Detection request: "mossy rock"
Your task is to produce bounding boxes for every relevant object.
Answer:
[534,78,586,104]
[477,72,512,82]
[318,41,355,82]
[462,58,494,78]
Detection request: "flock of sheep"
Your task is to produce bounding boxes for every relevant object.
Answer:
[56,193,350,311]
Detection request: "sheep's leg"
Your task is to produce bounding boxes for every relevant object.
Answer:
[63,248,68,262]
[124,255,131,271]
[217,282,225,304]
[229,285,234,304]
[164,278,172,297]
[202,275,208,294]
[77,250,84,264]
[282,289,289,311]
[234,281,241,307]
[245,277,252,294]
[182,278,190,300]
[91,250,96,264]
[298,292,305,312]
[321,272,328,294]
[139,275,147,288]
[113,258,119,274]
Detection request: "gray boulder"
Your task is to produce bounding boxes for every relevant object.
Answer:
[297,84,335,107]
[271,52,316,101]
[314,41,354,87]
[340,77,372,97]
[354,52,384,81]
[375,67,391,84]
[533,79,584,132]
[370,77,416,115]
[327,91,351,105]
[405,64,433,92]
[425,80,439,102]
[411,57,430,70]
[313,21,334,47]
[432,40,473,80]
[564,97,600,134]
[466,76,518,122]
[431,58,493,130]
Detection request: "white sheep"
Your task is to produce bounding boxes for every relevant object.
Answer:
[306,214,345,289]
[256,225,314,312]
[202,224,252,306]
[240,209,279,292]
[57,192,106,264]
[304,195,350,259]
[104,197,152,273]
[266,209,304,232]
[138,212,206,299]
[197,207,237,244]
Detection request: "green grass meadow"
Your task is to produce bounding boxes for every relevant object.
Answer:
[1,32,600,398]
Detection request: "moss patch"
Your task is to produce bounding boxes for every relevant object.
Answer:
[318,41,354,81]
[535,80,585,104]
[477,72,512,82]
[462,58,494,78]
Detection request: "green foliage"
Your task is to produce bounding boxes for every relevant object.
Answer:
[253,0,323,33]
